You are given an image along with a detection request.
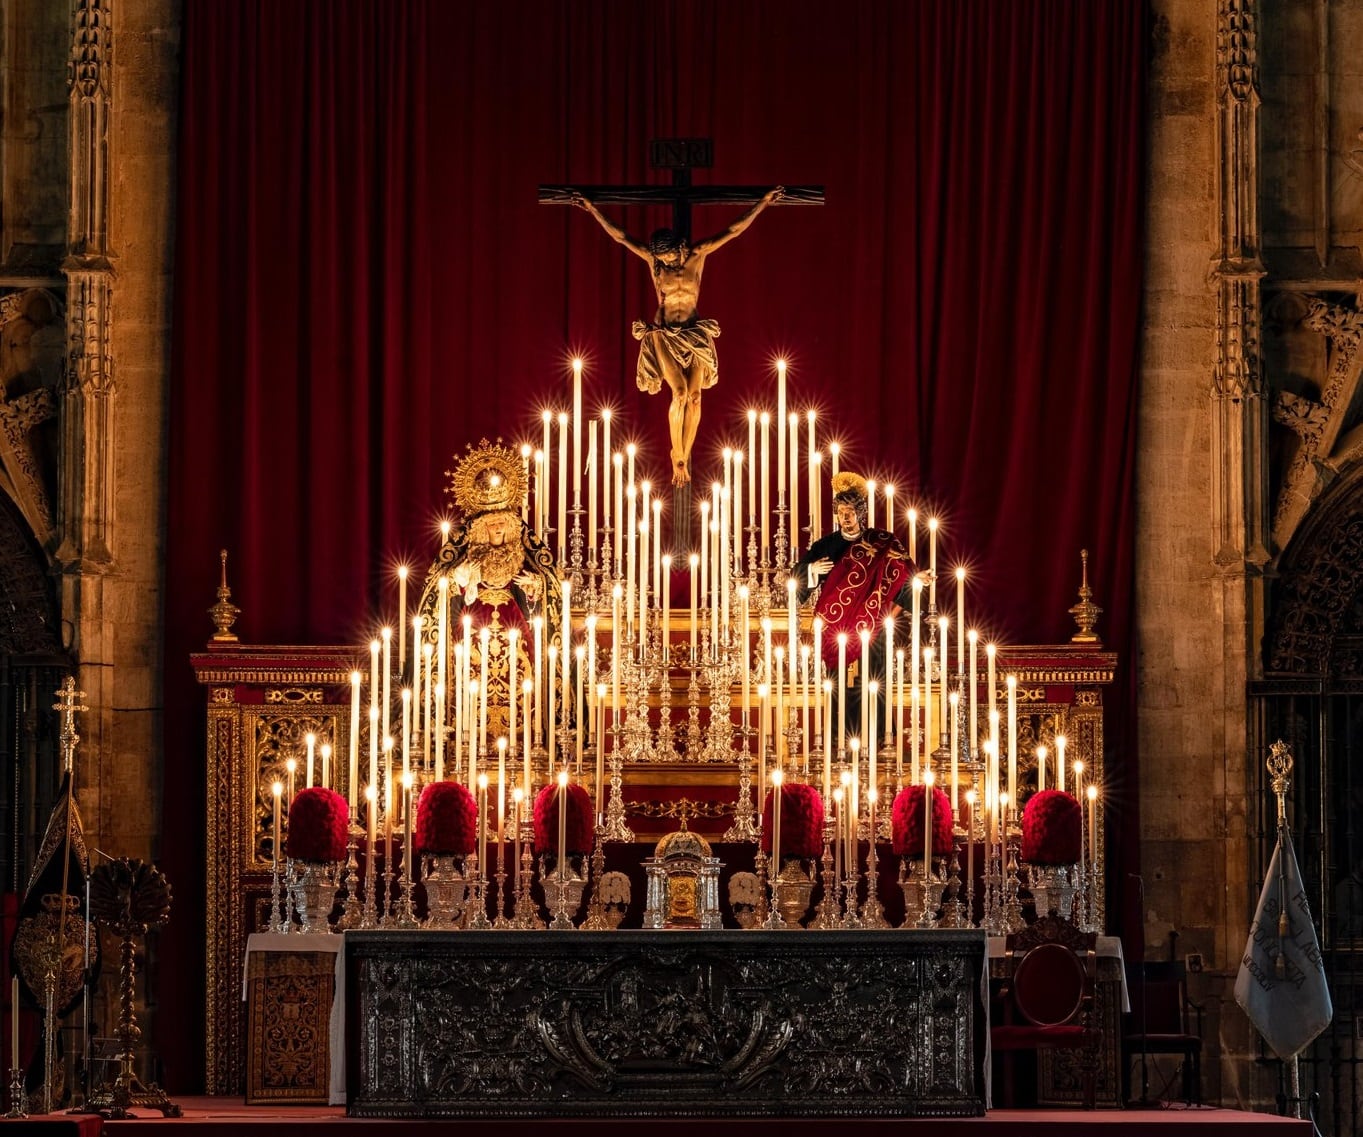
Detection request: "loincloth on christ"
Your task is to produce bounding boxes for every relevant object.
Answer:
[631,318,721,395]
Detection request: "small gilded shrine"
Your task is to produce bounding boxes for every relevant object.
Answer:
[642,823,723,930]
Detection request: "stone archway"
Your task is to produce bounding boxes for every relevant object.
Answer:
[1267,460,1363,678]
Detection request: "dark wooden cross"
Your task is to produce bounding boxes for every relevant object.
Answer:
[539,137,823,242]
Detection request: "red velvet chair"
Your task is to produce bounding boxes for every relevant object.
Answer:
[991,915,1100,1109]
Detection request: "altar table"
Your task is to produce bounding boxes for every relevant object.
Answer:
[345,929,988,1118]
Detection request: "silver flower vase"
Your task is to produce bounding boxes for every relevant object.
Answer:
[423,854,469,929]
[1029,862,1077,920]
[294,862,339,933]
[899,856,944,928]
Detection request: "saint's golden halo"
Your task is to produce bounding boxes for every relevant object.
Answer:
[445,438,525,518]
[831,470,868,500]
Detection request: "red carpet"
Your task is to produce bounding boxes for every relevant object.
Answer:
[7,1099,1313,1135]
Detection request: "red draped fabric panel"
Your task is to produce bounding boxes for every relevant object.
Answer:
[165,0,1145,1089]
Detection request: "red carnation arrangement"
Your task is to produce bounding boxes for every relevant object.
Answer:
[532,781,595,855]
[1021,789,1083,865]
[415,781,478,856]
[761,782,826,858]
[891,784,955,858]
[285,787,349,863]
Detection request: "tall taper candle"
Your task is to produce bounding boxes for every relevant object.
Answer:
[557,770,569,881]
[272,780,283,866]
[305,732,316,790]
[867,479,877,529]
[922,768,934,870]
[837,633,848,756]
[688,554,699,661]
[602,410,612,527]
[587,417,597,557]
[928,517,938,610]
[771,768,783,875]
[760,412,771,557]
[662,556,672,663]
[557,411,569,562]
[776,359,787,505]
[1006,674,1018,806]
[571,358,582,507]
[968,630,979,756]
[321,743,331,789]
[955,567,966,675]
[747,410,758,526]
[354,668,365,812]
[397,567,408,671]
[1056,735,1067,793]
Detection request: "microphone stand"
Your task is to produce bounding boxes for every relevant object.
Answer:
[1126,872,1158,1109]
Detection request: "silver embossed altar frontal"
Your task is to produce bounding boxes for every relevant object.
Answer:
[346,929,986,1118]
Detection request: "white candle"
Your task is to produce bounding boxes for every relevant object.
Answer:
[910,577,922,776]
[955,567,966,675]
[497,737,508,844]
[747,410,758,526]
[757,684,768,808]
[534,449,545,535]
[522,679,533,790]
[368,705,379,800]
[627,442,636,488]
[595,682,607,818]
[1087,784,1099,881]
[883,484,894,541]
[884,615,895,746]
[859,627,871,745]
[807,411,818,538]
[561,580,573,693]
[422,643,433,770]
[587,417,598,560]
[788,411,799,557]
[662,555,672,663]
[949,690,959,805]
[760,412,771,557]
[700,499,710,633]
[771,768,783,872]
[1037,744,1048,792]
[928,517,939,610]
[829,443,840,530]
[286,757,296,806]
[774,646,785,763]
[922,768,934,868]
[626,484,637,631]
[1007,674,1018,806]
[304,731,316,790]
[653,497,663,605]
[938,616,949,738]
[689,554,699,661]
[612,451,624,576]
[895,648,905,783]
[320,742,331,789]
[739,584,751,723]
[479,627,490,769]
[272,780,283,867]
[547,644,558,768]
[968,629,979,756]
[557,769,569,879]
[733,451,744,577]
[401,690,411,781]
[477,772,489,890]
[557,411,569,562]
[867,479,877,529]
[823,679,833,799]
[800,643,811,770]
[776,359,787,506]
[532,615,543,747]
[575,644,586,774]
[611,584,622,743]
[508,628,519,756]
[837,633,848,755]
[572,358,583,508]
[541,409,552,530]
[908,507,917,562]
[1057,735,1067,792]
[923,646,934,755]
[602,410,612,528]
[521,443,532,522]
[397,567,408,672]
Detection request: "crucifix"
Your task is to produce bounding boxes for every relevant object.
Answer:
[542,139,823,491]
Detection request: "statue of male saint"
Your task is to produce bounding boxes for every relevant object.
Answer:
[571,187,785,486]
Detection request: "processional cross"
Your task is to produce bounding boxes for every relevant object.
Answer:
[541,139,822,497]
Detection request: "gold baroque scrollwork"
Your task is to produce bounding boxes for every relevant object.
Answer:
[249,711,339,866]
[1014,685,1047,703]
[265,688,323,704]
[212,687,234,705]
[629,798,732,821]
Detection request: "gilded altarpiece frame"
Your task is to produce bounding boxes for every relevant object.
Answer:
[193,645,356,1096]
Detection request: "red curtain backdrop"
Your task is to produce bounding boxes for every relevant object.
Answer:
[164,0,1145,1089]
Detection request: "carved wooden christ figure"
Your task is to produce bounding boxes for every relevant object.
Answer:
[571,188,784,486]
